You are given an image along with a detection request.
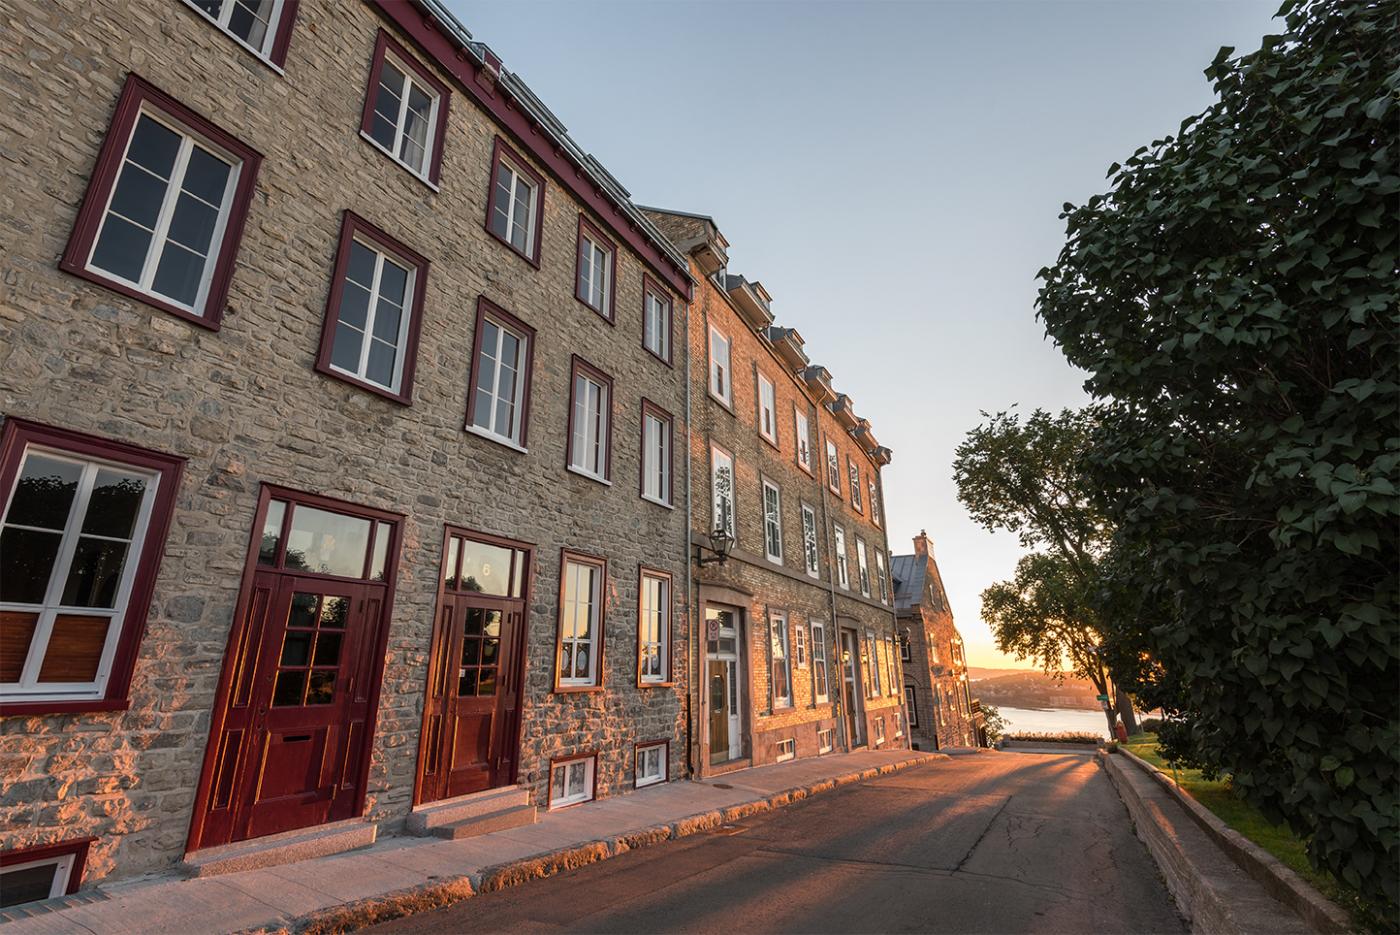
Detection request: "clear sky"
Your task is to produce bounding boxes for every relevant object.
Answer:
[448,0,1282,669]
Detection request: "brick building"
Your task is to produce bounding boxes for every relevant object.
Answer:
[0,0,696,894]
[893,532,979,749]
[643,209,907,776]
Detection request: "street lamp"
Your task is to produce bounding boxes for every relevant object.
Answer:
[694,513,735,568]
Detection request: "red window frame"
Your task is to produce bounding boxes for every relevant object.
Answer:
[636,566,673,688]
[638,398,674,507]
[313,210,429,406]
[564,356,614,483]
[553,549,607,693]
[640,274,673,367]
[0,419,185,716]
[463,296,536,450]
[483,136,545,267]
[358,30,451,186]
[0,837,95,903]
[180,0,300,68]
[59,73,263,331]
[574,214,617,323]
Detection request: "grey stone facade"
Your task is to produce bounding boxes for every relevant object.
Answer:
[1,0,690,885]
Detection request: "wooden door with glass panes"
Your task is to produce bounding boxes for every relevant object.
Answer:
[191,489,398,850]
[415,528,530,803]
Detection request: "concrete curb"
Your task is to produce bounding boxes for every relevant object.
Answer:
[279,753,939,934]
[1114,748,1350,934]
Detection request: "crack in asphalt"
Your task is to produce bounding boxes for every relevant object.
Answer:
[951,793,1012,874]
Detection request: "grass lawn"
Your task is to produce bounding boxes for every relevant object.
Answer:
[1122,733,1380,930]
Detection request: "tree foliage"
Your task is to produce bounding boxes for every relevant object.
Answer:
[1036,0,1398,907]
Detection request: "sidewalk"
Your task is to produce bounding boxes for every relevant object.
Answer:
[3,748,937,935]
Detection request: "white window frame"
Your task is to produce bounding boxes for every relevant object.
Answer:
[849,458,863,512]
[568,370,610,481]
[710,445,736,538]
[0,851,78,906]
[794,408,812,472]
[558,558,602,688]
[869,479,881,526]
[549,755,595,808]
[811,621,829,703]
[885,636,898,695]
[1,447,161,702]
[578,232,613,314]
[85,105,241,318]
[825,439,840,494]
[833,523,849,590]
[905,685,919,727]
[770,611,792,709]
[868,629,883,696]
[875,715,886,746]
[643,287,670,361]
[469,311,529,446]
[639,571,670,685]
[183,0,286,64]
[775,738,796,763]
[489,153,540,257]
[641,410,670,506]
[761,478,783,565]
[856,538,871,597]
[794,622,807,669]
[817,728,834,754]
[756,372,777,444]
[875,550,889,604]
[366,48,442,182]
[329,236,417,394]
[708,325,732,406]
[800,503,820,578]
[636,742,667,788]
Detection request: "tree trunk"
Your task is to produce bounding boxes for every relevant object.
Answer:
[1115,686,1138,735]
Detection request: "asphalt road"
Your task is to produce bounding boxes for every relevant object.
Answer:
[370,750,1186,934]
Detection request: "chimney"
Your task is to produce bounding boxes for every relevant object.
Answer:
[914,529,932,557]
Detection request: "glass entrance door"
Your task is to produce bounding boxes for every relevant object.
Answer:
[705,606,742,765]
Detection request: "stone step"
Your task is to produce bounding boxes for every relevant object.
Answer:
[182,818,376,878]
[407,785,531,834]
[431,804,538,840]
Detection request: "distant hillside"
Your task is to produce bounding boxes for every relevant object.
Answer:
[967,666,1033,681]
[970,670,1101,710]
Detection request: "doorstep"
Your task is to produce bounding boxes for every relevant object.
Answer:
[407,786,533,835]
[182,817,377,878]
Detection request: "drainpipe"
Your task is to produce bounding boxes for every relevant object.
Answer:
[684,275,696,781]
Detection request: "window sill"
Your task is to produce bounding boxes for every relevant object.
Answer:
[318,360,412,406]
[553,684,605,695]
[60,261,222,331]
[765,555,784,567]
[637,679,675,689]
[708,391,735,415]
[759,433,780,452]
[643,345,673,369]
[359,130,441,192]
[575,295,615,325]
[463,423,528,454]
[641,494,674,511]
[797,463,815,478]
[635,776,666,789]
[566,465,611,486]
[0,696,130,716]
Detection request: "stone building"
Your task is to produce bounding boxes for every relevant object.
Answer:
[0,0,695,894]
[643,208,908,776]
[893,532,979,749]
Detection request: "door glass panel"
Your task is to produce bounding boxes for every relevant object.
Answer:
[461,639,480,667]
[476,669,496,696]
[313,632,342,666]
[483,612,501,638]
[282,505,371,577]
[280,632,312,666]
[306,669,335,705]
[273,670,305,706]
[369,522,392,582]
[463,607,483,636]
[288,592,318,628]
[319,596,349,628]
[258,499,286,566]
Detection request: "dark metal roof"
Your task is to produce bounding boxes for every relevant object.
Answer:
[890,553,925,612]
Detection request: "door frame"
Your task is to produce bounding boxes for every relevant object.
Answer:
[840,627,866,748]
[413,524,534,806]
[702,600,749,767]
[186,484,404,853]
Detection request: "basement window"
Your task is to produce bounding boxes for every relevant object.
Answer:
[549,755,596,809]
[817,728,834,754]
[776,738,795,762]
[0,839,93,908]
[635,741,667,788]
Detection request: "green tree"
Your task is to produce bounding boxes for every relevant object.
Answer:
[980,552,1118,733]
[1036,0,1398,908]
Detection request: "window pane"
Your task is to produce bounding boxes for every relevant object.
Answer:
[366,339,396,388]
[181,146,233,207]
[280,630,311,666]
[7,454,82,529]
[371,295,403,343]
[61,537,129,608]
[458,540,513,596]
[272,669,305,706]
[329,320,363,374]
[306,669,336,705]
[151,241,205,306]
[0,611,39,683]
[127,114,181,177]
[258,499,285,566]
[107,162,167,229]
[228,0,274,50]
[90,214,155,283]
[491,166,514,240]
[82,468,147,538]
[0,863,59,909]
[377,257,409,307]
[283,505,372,577]
[369,521,392,581]
[165,193,219,255]
[36,614,111,682]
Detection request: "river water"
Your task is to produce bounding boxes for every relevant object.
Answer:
[993,705,1112,737]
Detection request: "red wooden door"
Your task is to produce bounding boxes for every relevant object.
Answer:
[416,529,530,804]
